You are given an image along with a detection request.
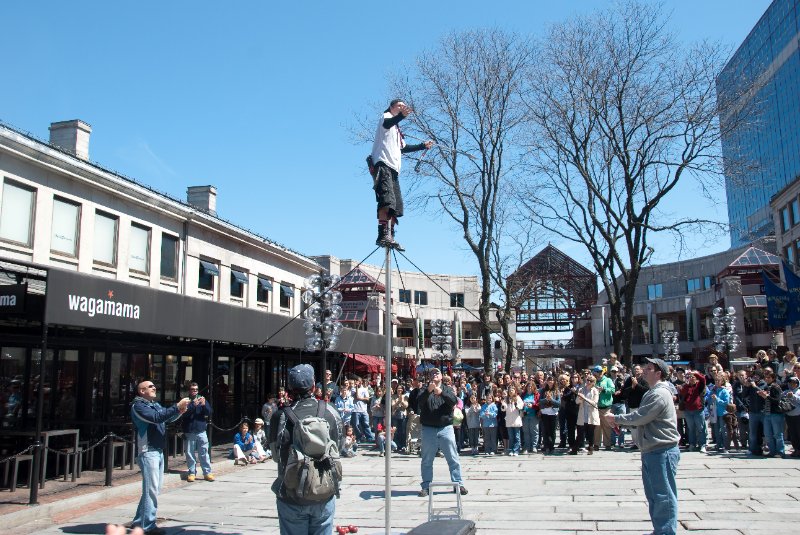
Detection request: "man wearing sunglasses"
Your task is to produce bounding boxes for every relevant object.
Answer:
[130,381,191,535]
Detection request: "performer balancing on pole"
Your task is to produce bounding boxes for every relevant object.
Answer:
[369,99,433,250]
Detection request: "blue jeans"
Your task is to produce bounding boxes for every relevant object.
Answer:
[276,496,335,535]
[184,431,212,475]
[522,416,539,452]
[684,410,705,449]
[133,450,164,531]
[351,412,374,442]
[764,413,785,456]
[420,425,463,490]
[749,412,764,454]
[376,433,397,453]
[641,445,680,535]
[611,403,626,446]
[713,417,728,451]
[508,427,521,453]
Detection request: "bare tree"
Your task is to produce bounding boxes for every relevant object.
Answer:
[390,29,533,373]
[519,2,756,365]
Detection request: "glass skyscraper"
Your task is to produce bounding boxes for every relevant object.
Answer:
[718,0,800,247]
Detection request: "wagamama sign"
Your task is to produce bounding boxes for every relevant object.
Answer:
[67,290,140,319]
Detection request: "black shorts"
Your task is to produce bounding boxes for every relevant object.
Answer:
[373,163,403,218]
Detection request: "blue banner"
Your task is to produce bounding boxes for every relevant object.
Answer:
[763,271,791,328]
[783,262,800,322]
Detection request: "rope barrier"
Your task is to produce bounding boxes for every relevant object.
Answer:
[207,418,248,433]
[0,444,37,465]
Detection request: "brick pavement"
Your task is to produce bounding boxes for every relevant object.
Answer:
[3,448,799,534]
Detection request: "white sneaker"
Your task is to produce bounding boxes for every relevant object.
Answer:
[700,445,707,453]
[531,448,538,453]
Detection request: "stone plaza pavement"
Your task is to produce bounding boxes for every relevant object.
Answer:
[7,448,800,535]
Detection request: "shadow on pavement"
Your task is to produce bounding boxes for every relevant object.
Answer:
[60,524,243,534]
[359,489,432,500]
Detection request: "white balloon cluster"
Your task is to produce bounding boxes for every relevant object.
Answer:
[662,330,679,360]
[302,272,344,352]
[712,306,740,353]
[430,319,453,359]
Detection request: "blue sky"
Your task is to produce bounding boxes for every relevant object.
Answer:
[0,0,772,279]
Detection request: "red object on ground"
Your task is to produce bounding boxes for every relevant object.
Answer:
[348,526,359,533]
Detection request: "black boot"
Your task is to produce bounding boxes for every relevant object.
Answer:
[390,226,405,251]
[376,224,391,247]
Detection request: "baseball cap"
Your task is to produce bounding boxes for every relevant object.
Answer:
[610,366,619,372]
[644,357,669,379]
[592,365,603,373]
[288,364,315,391]
[254,418,264,425]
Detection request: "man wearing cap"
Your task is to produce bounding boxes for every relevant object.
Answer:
[269,364,344,535]
[605,358,681,535]
[592,365,616,450]
[417,368,467,497]
[181,382,214,482]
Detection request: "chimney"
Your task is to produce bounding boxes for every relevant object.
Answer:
[49,120,92,160]
[187,185,217,216]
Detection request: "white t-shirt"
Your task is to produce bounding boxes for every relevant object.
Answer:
[370,112,405,173]
[353,386,370,413]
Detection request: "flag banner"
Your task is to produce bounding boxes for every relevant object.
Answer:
[783,261,800,322]
[763,271,790,328]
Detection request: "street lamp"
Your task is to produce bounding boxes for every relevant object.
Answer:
[712,306,740,356]
[303,271,343,397]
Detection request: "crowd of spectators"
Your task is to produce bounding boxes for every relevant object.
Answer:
[250,349,800,461]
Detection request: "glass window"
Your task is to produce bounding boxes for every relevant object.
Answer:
[703,275,715,289]
[160,233,178,280]
[787,245,796,266]
[414,291,428,305]
[230,268,247,298]
[792,198,800,225]
[257,276,272,303]
[399,289,411,303]
[686,278,702,293]
[129,223,150,274]
[93,211,118,266]
[198,259,217,291]
[647,283,663,300]
[0,180,36,246]
[450,292,464,307]
[782,206,791,231]
[279,284,293,308]
[51,197,80,256]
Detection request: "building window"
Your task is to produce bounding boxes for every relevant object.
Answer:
[647,283,662,300]
[51,197,80,256]
[93,211,118,266]
[782,206,791,232]
[450,292,465,307]
[279,284,293,309]
[129,223,151,274]
[0,180,36,246]
[414,291,428,305]
[198,259,219,291]
[399,289,411,303]
[257,276,273,304]
[786,245,796,266]
[160,233,179,280]
[792,198,800,226]
[703,275,715,289]
[686,278,702,293]
[230,268,248,298]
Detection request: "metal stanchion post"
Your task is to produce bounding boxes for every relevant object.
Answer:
[105,434,114,486]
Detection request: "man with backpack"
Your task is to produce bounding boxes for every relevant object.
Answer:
[269,364,344,535]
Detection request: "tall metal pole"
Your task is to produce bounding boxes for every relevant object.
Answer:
[383,246,393,535]
[30,322,48,505]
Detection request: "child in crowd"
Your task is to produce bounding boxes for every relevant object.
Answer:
[233,421,265,465]
[252,418,270,459]
[723,403,740,451]
[465,394,482,455]
[480,396,498,455]
[375,422,397,457]
[502,386,523,456]
[341,424,358,457]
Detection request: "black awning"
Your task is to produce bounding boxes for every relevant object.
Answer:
[280,284,294,298]
[231,269,248,284]
[258,277,273,290]
[199,260,219,276]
